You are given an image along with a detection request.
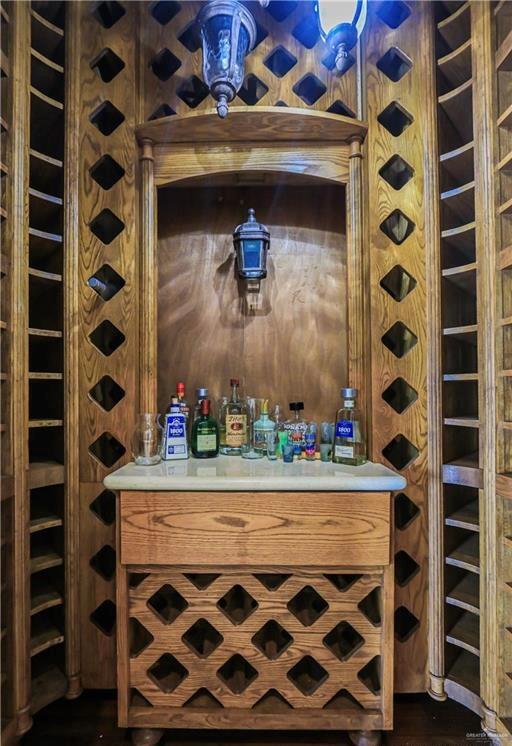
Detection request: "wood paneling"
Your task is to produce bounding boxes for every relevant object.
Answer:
[77,0,140,687]
[120,492,391,567]
[364,1,430,692]
[157,184,347,424]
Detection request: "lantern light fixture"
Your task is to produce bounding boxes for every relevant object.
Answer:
[233,208,270,281]
[316,0,367,75]
[197,0,257,118]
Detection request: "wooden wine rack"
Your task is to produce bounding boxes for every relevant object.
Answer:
[493,0,512,734]
[1,1,16,743]
[431,0,483,718]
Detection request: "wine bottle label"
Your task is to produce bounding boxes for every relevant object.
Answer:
[197,433,217,451]
[335,420,354,439]
[225,414,247,446]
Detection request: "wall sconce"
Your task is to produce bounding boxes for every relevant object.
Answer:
[233,209,270,280]
[316,0,367,75]
[197,0,257,118]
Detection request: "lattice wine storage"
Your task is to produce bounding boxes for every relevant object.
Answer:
[121,571,391,729]
[494,0,512,732]
[28,0,68,716]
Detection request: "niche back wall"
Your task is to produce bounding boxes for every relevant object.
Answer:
[157,183,347,421]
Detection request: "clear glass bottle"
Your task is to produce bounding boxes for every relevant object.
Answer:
[332,387,367,465]
[132,414,163,465]
[220,378,248,455]
[193,387,209,421]
[191,399,219,459]
[253,399,276,454]
[283,402,308,456]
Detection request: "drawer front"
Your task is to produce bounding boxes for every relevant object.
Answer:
[120,491,391,567]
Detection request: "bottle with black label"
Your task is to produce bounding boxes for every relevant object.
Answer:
[332,388,366,465]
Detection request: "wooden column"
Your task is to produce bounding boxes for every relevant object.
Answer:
[10,0,31,736]
[425,0,445,704]
[63,0,82,701]
[140,138,157,413]
[472,1,498,736]
[347,136,370,429]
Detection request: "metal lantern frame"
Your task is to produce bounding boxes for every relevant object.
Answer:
[233,208,270,280]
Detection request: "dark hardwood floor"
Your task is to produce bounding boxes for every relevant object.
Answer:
[21,691,491,746]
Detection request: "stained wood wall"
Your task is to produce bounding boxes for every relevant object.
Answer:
[157,183,347,422]
[364,1,430,693]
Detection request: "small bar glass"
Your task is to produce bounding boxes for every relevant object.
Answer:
[266,431,278,460]
[282,442,294,463]
[133,413,163,466]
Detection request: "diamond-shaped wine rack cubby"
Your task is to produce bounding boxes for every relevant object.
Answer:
[366,0,428,692]
[124,571,389,718]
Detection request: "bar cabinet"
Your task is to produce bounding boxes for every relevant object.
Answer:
[0,0,511,744]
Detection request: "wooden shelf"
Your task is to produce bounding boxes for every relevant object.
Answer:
[30,9,64,68]
[444,417,479,428]
[446,575,479,611]
[28,372,63,380]
[30,618,64,657]
[30,583,63,616]
[0,48,9,78]
[440,141,474,187]
[445,650,481,714]
[442,323,478,339]
[28,227,62,245]
[437,2,471,53]
[30,85,63,112]
[28,267,62,283]
[30,514,62,534]
[30,148,62,170]
[30,546,63,574]
[443,373,478,382]
[498,103,512,130]
[441,222,476,254]
[136,106,368,146]
[501,316,512,327]
[29,186,62,207]
[443,454,481,488]
[28,328,62,338]
[31,47,63,75]
[446,500,479,531]
[446,612,480,656]
[438,39,472,90]
[501,421,512,431]
[442,262,476,291]
[28,420,63,428]
[497,473,512,499]
[438,77,473,119]
[497,150,512,175]
[441,181,475,227]
[446,534,480,574]
[29,461,64,490]
[497,29,512,71]
[30,663,67,716]
[499,245,512,270]
[499,197,512,216]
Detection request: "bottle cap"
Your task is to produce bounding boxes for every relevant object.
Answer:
[230,378,239,386]
[341,388,358,398]
[261,399,269,414]
[177,382,185,395]
[196,387,208,398]
[200,398,210,415]
[289,402,304,411]
[170,395,179,405]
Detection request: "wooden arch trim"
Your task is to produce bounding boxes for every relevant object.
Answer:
[136,107,368,416]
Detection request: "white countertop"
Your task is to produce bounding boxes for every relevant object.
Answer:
[104,455,406,492]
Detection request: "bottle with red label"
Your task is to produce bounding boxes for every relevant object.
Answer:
[219,378,248,455]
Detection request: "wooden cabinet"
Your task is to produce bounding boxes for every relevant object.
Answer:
[116,490,394,742]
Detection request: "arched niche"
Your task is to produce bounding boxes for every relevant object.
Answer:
[136,107,368,423]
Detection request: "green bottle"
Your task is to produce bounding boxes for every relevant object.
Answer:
[191,399,219,459]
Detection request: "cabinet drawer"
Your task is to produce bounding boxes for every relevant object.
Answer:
[120,491,391,567]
